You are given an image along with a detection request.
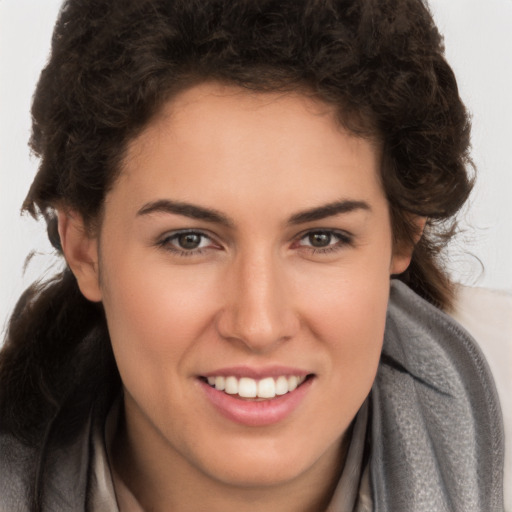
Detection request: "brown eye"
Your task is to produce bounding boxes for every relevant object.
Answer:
[157,230,221,255]
[295,229,352,254]
[178,233,203,249]
[308,232,332,248]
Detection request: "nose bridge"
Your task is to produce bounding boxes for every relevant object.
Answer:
[217,246,298,351]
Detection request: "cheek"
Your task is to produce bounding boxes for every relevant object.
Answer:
[309,281,388,369]
[296,244,391,334]
[99,253,222,378]
[294,253,391,393]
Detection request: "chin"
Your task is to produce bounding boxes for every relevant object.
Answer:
[185,429,345,490]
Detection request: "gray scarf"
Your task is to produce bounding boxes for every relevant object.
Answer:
[370,281,504,511]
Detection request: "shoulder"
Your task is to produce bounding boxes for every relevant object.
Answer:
[369,281,505,512]
[0,395,109,511]
[0,429,36,511]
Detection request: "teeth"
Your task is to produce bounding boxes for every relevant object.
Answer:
[239,377,257,398]
[257,377,275,398]
[206,374,307,399]
[214,376,225,391]
[288,375,298,392]
[225,376,238,394]
[275,376,288,395]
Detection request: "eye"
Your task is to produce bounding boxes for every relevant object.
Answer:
[296,230,352,253]
[176,232,205,250]
[304,231,333,248]
[157,230,218,255]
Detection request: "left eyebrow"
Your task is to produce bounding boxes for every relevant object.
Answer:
[287,200,371,225]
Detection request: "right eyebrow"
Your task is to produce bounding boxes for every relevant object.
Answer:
[136,199,235,228]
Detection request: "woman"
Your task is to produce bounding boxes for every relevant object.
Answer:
[0,0,504,511]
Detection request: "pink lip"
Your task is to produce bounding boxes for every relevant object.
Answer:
[198,373,314,427]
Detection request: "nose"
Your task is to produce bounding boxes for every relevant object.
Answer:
[216,250,300,353]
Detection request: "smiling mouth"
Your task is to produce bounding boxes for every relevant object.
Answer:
[199,374,313,400]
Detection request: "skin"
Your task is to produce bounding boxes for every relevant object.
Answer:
[59,83,415,512]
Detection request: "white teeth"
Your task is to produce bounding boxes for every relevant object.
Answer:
[214,376,225,391]
[257,377,276,398]
[206,374,307,399]
[275,376,288,395]
[287,376,298,392]
[238,377,257,398]
[225,376,238,394]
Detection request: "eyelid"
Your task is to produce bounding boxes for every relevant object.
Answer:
[294,228,353,243]
[292,228,354,252]
[156,228,221,253]
[154,227,353,256]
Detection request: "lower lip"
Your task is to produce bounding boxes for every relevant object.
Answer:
[199,377,314,427]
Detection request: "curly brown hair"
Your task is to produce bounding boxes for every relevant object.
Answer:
[2,0,473,457]
[26,0,473,308]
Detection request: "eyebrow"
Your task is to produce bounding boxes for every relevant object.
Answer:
[287,200,371,225]
[137,198,371,227]
[137,199,234,228]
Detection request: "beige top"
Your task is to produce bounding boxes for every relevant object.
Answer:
[89,399,372,512]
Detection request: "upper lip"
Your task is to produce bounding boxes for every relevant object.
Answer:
[200,365,312,380]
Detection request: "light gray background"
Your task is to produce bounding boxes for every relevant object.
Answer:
[1,0,512,336]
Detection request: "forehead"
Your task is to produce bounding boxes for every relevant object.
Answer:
[114,82,383,217]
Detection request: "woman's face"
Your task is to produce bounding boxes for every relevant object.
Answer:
[72,83,411,490]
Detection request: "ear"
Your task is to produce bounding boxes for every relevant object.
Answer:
[57,210,102,302]
[390,216,427,275]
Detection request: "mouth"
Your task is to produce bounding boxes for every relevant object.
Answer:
[199,374,313,400]
[198,371,315,426]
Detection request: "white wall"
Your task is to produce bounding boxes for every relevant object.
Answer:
[428,0,512,293]
[1,0,512,335]
[0,0,64,336]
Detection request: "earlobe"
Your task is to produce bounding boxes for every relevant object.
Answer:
[390,216,427,275]
[390,251,414,276]
[57,210,102,302]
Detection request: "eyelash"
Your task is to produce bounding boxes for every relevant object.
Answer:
[156,230,216,257]
[156,229,353,257]
[296,230,353,254]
